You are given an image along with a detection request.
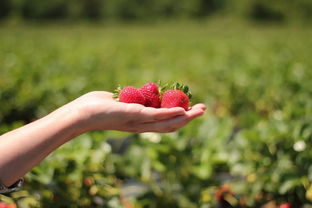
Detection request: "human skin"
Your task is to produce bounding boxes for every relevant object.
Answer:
[0,91,206,187]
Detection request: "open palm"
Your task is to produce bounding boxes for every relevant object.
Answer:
[73,91,206,133]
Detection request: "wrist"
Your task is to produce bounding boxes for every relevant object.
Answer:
[60,99,99,137]
[46,102,88,142]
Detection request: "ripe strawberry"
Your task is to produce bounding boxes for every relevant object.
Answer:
[0,203,16,208]
[140,82,161,108]
[161,90,189,110]
[215,184,233,201]
[279,203,292,208]
[118,86,146,105]
[161,83,191,111]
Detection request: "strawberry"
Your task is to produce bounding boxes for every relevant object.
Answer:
[140,82,161,108]
[214,184,238,207]
[161,90,189,110]
[117,86,146,105]
[0,203,16,208]
[279,203,292,208]
[215,184,233,201]
[161,83,191,111]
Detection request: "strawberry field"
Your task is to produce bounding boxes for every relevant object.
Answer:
[0,22,312,207]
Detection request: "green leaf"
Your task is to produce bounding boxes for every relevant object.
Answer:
[279,179,300,194]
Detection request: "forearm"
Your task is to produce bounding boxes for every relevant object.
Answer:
[0,103,83,187]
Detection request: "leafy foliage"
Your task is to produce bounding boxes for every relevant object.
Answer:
[0,0,312,23]
[0,23,312,207]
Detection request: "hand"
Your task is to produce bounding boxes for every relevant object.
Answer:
[71,91,206,134]
[0,91,206,187]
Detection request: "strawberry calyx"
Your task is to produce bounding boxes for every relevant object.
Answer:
[171,82,192,99]
[156,80,167,96]
[113,85,123,101]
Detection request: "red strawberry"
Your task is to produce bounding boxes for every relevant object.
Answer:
[279,203,292,208]
[118,86,146,105]
[215,184,233,201]
[0,203,16,208]
[161,83,191,111]
[161,90,189,110]
[140,82,161,108]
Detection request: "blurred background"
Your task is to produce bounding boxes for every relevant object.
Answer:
[0,0,312,207]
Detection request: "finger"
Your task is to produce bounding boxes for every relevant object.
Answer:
[190,103,207,111]
[141,108,205,133]
[87,91,114,99]
[99,91,114,99]
[139,107,186,122]
[186,108,205,118]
